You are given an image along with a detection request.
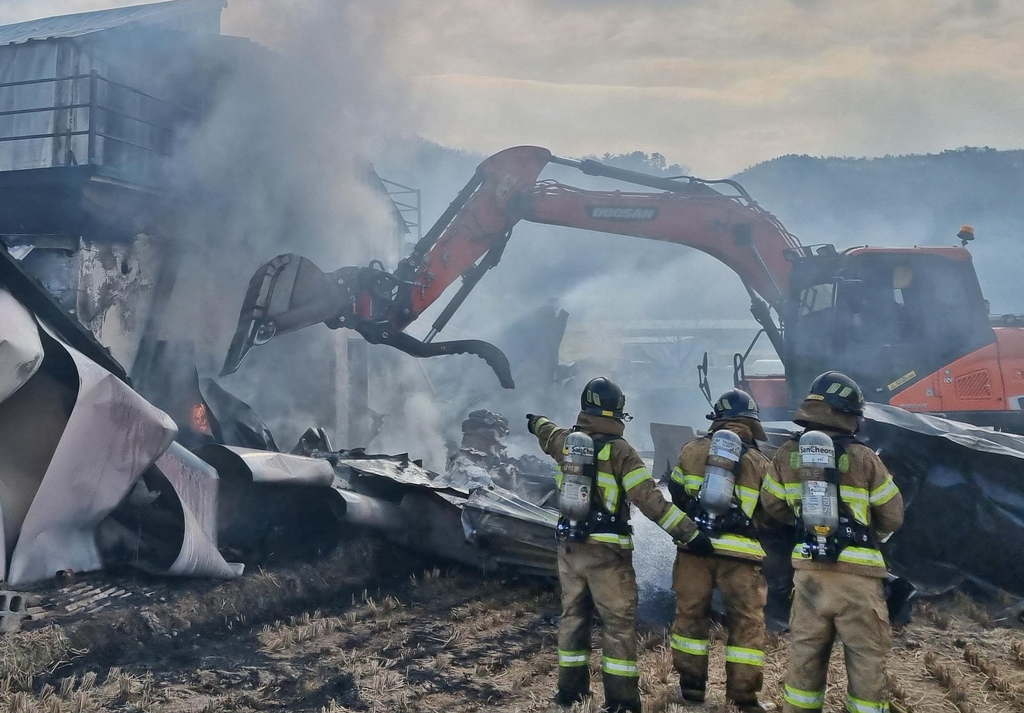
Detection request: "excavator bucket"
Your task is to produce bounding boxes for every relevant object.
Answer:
[221,254,516,388]
[221,254,346,376]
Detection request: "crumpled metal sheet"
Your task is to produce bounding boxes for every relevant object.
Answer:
[461,487,558,576]
[194,446,334,487]
[863,403,1024,458]
[0,288,43,404]
[6,325,177,586]
[337,453,456,490]
[156,444,244,578]
[1,285,246,585]
[859,403,1024,595]
[435,457,495,491]
[199,378,278,452]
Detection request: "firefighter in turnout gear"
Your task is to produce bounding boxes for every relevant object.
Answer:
[669,389,771,711]
[760,372,904,713]
[528,377,709,713]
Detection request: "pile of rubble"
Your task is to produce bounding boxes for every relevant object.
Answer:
[0,244,564,636]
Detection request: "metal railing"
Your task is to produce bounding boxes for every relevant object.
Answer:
[0,71,188,171]
[379,177,422,241]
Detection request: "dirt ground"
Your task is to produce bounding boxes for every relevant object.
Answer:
[2,534,1024,713]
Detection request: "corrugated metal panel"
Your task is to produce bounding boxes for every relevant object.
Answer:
[0,0,226,47]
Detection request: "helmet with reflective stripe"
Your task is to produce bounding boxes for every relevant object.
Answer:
[581,377,627,419]
[806,371,864,416]
[706,388,760,422]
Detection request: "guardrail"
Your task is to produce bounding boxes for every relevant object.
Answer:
[0,71,188,169]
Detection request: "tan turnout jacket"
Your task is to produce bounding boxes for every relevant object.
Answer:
[761,413,904,579]
[531,411,697,549]
[670,420,770,562]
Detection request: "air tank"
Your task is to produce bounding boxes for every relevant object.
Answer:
[798,430,839,539]
[559,430,595,523]
[698,429,742,518]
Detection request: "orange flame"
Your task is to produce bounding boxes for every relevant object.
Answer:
[190,402,213,435]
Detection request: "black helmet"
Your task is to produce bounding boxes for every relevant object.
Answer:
[581,377,627,419]
[707,388,760,422]
[806,371,865,416]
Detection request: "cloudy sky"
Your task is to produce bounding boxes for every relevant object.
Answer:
[2,0,1023,175]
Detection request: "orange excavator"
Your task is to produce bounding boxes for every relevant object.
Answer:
[221,146,1024,431]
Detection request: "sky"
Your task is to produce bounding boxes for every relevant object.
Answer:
[2,0,1024,175]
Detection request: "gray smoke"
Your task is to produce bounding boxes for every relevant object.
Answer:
[60,0,1019,466]
[146,1,420,448]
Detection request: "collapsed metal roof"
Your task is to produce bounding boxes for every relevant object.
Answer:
[0,0,226,46]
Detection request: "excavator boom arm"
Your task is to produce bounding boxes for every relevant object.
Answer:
[222,146,801,386]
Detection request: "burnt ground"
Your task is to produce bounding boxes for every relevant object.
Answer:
[2,535,1024,712]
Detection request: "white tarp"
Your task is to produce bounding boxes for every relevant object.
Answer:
[0,289,43,403]
[6,323,177,585]
[157,444,243,578]
[0,290,242,586]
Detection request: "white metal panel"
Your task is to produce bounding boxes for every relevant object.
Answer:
[0,0,225,46]
[6,324,176,586]
[156,443,243,578]
[0,288,44,404]
[0,42,58,170]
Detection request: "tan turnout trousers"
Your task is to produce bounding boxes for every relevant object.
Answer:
[782,570,891,713]
[672,552,767,702]
[557,541,641,713]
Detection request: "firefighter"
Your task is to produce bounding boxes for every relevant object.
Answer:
[528,377,713,713]
[668,389,771,712]
[760,372,904,713]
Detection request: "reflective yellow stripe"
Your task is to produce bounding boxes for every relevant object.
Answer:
[683,473,704,496]
[762,473,786,499]
[711,533,766,559]
[658,504,686,532]
[597,471,619,512]
[601,656,639,677]
[671,467,687,486]
[846,694,889,713]
[670,635,708,656]
[792,544,886,569]
[594,443,620,512]
[735,484,759,517]
[622,467,651,492]
[840,485,868,504]
[557,649,589,667]
[838,546,886,568]
[588,533,633,550]
[840,486,870,525]
[869,476,899,506]
[784,684,825,709]
[555,466,563,489]
[725,646,765,667]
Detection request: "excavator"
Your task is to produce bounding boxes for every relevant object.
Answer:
[221,146,1024,431]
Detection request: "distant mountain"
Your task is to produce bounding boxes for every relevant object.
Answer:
[732,147,1024,312]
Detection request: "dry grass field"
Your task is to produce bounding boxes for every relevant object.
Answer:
[0,534,1022,713]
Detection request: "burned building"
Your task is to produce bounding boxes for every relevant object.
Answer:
[0,0,412,448]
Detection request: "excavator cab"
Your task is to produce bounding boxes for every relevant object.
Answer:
[778,245,996,417]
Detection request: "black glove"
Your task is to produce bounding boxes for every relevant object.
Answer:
[685,530,715,557]
[526,414,538,434]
